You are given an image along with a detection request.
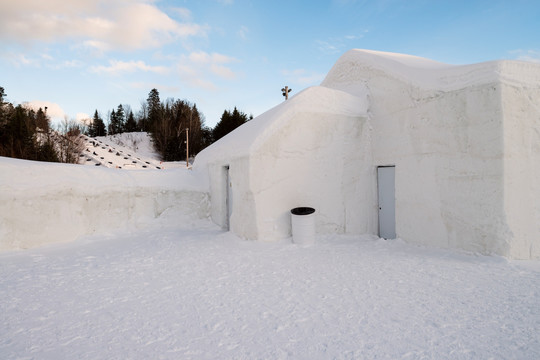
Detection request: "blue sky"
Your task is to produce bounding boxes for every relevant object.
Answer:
[1,0,539,128]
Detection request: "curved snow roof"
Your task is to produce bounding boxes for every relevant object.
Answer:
[322,49,540,96]
[193,85,367,168]
[194,49,540,170]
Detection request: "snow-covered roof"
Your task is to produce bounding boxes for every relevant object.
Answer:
[194,48,540,169]
[194,85,367,167]
[322,49,540,96]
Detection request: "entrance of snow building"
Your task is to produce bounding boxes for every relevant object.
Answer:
[224,165,232,230]
[377,166,396,239]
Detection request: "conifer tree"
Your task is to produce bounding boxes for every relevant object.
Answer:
[35,108,49,132]
[108,109,118,135]
[89,110,106,137]
[146,88,161,132]
[115,104,125,133]
[212,107,251,142]
[124,110,137,132]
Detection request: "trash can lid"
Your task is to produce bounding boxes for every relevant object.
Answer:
[291,207,315,215]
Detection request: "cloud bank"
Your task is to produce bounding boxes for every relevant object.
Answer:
[0,0,206,52]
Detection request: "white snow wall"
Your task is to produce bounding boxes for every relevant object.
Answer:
[0,159,209,251]
[197,86,372,242]
[204,112,373,242]
[500,61,540,259]
[323,55,540,259]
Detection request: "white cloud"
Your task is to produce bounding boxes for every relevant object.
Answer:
[210,64,236,79]
[172,7,192,21]
[316,32,368,54]
[316,40,341,54]
[24,100,66,121]
[76,113,91,123]
[0,0,207,53]
[282,68,325,86]
[189,51,237,64]
[177,51,239,89]
[238,25,249,40]
[91,60,169,75]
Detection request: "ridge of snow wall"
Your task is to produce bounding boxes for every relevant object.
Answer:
[324,52,539,259]
[0,159,210,251]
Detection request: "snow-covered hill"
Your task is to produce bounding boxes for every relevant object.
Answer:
[78,132,187,170]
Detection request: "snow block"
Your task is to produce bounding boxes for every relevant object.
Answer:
[0,157,210,251]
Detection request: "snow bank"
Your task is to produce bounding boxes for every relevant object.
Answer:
[0,157,209,251]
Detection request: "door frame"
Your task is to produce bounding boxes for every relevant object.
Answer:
[377,165,396,239]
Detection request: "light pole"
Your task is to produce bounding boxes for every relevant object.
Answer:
[185,128,189,168]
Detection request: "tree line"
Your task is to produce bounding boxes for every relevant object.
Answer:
[88,88,252,162]
[0,86,252,164]
[0,86,84,163]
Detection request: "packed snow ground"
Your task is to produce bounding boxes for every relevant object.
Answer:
[1,208,539,359]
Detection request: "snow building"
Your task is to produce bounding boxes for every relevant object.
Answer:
[193,49,540,260]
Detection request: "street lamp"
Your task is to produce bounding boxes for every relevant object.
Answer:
[185,128,189,168]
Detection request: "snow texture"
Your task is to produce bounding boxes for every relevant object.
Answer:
[1,214,539,359]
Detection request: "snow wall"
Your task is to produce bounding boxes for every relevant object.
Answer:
[195,86,372,241]
[0,158,210,251]
[321,50,540,259]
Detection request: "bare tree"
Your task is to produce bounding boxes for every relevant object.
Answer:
[55,117,86,163]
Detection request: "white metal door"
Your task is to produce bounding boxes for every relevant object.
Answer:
[225,166,232,230]
[377,166,396,239]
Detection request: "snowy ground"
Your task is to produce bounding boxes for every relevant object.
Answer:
[1,210,539,359]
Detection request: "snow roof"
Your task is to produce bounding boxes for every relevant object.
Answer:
[194,48,540,170]
[322,49,540,96]
[194,85,367,167]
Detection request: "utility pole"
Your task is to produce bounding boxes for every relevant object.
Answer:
[281,86,292,100]
[185,128,189,168]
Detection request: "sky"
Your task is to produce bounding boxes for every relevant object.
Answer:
[1,0,539,128]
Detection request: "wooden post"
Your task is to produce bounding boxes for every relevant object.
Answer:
[185,128,189,168]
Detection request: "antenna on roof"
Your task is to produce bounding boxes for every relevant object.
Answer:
[281,86,292,100]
